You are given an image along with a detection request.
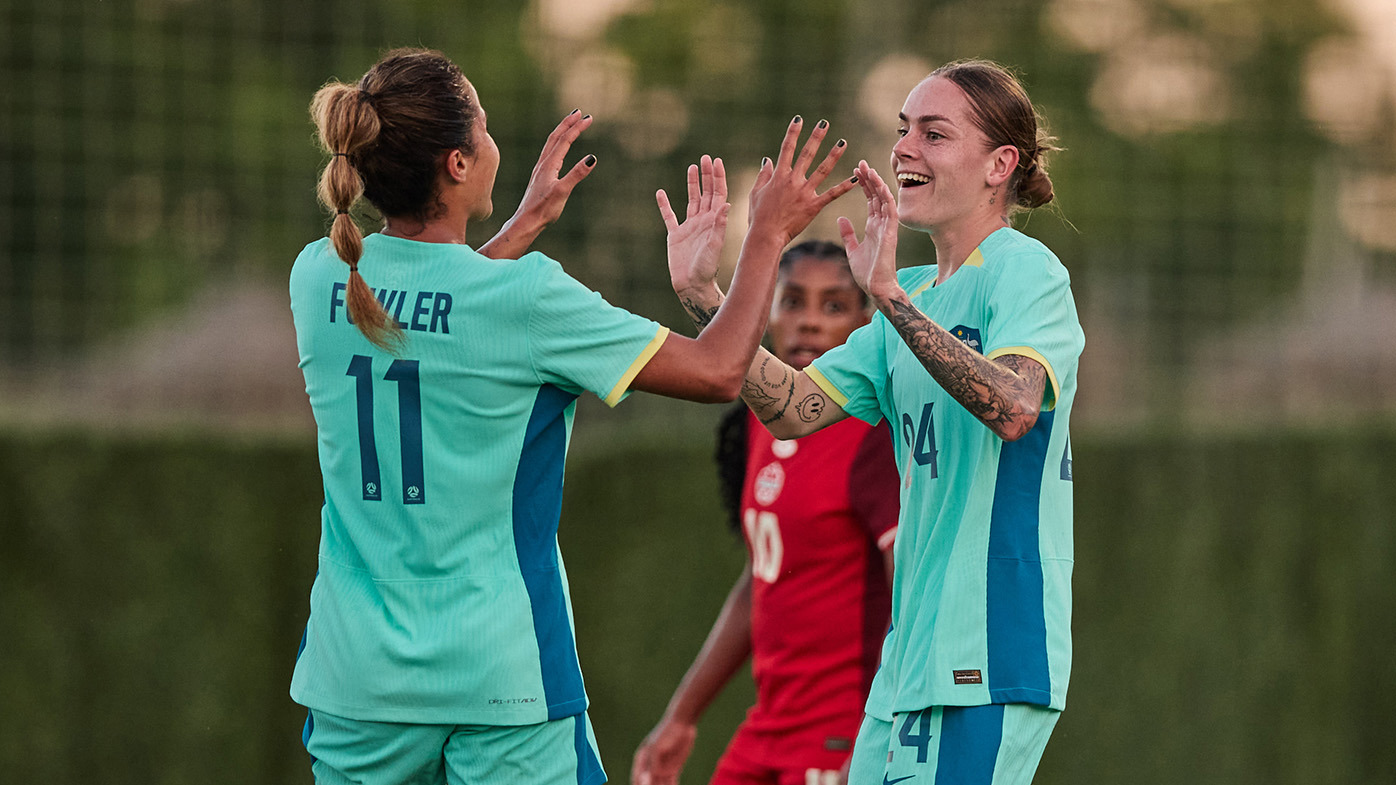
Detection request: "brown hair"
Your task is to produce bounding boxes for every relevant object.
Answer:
[930,59,1061,211]
[778,240,866,307]
[310,48,479,351]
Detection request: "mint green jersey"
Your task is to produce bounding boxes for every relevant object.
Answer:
[288,233,668,725]
[806,227,1084,717]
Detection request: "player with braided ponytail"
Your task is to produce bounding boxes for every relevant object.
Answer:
[312,84,398,349]
[290,48,857,785]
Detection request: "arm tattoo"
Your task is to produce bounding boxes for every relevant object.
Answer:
[742,378,784,415]
[757,384,795,426]
[758,356,791,390]
[885,297,1044,439]
[796,393,827,422]
[742,357,797,425]
[679,297,719,330]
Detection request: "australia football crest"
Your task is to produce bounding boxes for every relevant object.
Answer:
[950,325,982,354]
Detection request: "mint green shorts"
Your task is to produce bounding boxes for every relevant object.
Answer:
[302,709,606,785]
[846,704,1058,785]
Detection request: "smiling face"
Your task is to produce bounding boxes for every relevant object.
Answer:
[891,76,1011,234]
[768,256,870,370]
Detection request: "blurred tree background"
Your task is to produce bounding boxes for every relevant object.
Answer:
[2,0,1395,783]
[4,0,1393,430]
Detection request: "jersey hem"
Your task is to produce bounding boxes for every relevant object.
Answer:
[603,325,669,407]
[866,689,1064,722]
[988,687,1057,707]
[290,688,587,726]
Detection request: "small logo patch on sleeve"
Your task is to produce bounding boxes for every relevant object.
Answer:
[953,669,983,685]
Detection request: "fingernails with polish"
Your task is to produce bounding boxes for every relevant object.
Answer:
[762,157,771,167]
[792,115,802,124]
[582,114,591,121]
[569,109,579,116]
[836,139,846,148]
[851,175,859,183]
[584,155,597,166]
[816,119,828,129]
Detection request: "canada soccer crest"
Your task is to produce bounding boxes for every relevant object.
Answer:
[950,325,982,354]
[754,462,785,506]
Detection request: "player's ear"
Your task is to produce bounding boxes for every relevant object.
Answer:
[445,149,471,184]
[985,145,1017,188]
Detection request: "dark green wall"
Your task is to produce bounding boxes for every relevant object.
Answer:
[2,427,1393,784]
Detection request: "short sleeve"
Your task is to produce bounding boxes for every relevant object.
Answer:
[805,315,890,426]
[527,255,669,407]
[983,255,1084,410]
[847,422,900,550]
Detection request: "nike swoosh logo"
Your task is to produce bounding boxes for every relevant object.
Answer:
[883,776,915,785]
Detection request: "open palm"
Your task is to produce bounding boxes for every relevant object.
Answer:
[657,155,729,294]
[837,160,901,300]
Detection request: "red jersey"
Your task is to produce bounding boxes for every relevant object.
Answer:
[736,409,898,765]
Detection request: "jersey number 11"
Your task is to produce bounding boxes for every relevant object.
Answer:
[346,354,425,505]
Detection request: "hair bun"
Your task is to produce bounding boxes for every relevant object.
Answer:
[1017,163,1054,209]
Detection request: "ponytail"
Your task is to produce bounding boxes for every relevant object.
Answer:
[310,82,404,352]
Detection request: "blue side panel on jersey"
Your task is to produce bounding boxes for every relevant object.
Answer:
[935,704,1004,785]
[302,709,315,757]
[573,714,605,785]
[513,383,587,720]
[986,410,1053,705]
[296,595,317,762]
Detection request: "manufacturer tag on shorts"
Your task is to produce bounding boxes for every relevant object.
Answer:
[953,669,983,685]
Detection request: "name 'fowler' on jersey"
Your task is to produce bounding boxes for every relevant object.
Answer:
[329,281,453,334]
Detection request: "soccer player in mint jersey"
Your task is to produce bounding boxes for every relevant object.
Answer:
[666,60,1084,785]
[632,241,900,785]
[290,48,856,785]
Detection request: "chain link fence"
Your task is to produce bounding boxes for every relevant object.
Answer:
[2,0,1394,435]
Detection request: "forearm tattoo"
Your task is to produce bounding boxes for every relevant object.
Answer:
[679,297,720,330]
[885,297,1045,438]
[743,356,795,425]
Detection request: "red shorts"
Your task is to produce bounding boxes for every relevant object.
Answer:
[710,721,852,785]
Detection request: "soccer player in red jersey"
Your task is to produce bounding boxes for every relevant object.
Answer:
[633,240,900,785]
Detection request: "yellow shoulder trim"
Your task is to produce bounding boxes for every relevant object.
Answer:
[985,345,1060,411]
[907,248,984,298]
[804,365,850,409]
[604,326,671,407]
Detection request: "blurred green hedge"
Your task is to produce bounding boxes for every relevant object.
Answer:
[2,426,1393,784]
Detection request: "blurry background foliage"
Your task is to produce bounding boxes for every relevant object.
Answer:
[2,0,1396,783]
[2,0,1394,431]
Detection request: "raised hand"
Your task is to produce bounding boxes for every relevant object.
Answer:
[657,155,730,315]
[837,160,901,302]
[514,109,597,227]
[747,116,858,247]
[479,110,595,259]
